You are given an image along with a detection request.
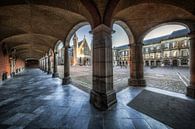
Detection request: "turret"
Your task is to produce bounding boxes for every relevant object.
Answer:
[73,33,78,65]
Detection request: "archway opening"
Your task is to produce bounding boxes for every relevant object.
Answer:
[69,24,92,91]
[112,21,133,92]
[55,41,64,78]
[55,23,93,91]
[142,23,190,94]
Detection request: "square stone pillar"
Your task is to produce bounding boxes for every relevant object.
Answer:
[62,46,71,85]
[128,43,146,86]
[90,24,117,110]
[52,52,59,78]
[41,58,44,71]
[45,56,48,72]
[187,32,195,98]
[47,55,52,74]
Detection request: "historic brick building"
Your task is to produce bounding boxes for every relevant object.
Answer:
[71,34,92,66]
[143,29,190,67]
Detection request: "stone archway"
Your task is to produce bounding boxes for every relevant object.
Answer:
[140,21,195,96]
[52,40,64,78]
[62,22,92,85]
[111,20,135,91]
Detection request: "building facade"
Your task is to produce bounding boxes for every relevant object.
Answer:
[113,45,130,67]
[143,29,190,67]
[71,33,92,66]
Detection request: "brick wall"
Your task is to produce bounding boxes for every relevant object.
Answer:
[0,45,25,81]
[15,58,25,73]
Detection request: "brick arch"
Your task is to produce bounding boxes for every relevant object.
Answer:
[112,20,135,44]
[113,3,195,43]
[53,40,64,53]
[114,0,195,17]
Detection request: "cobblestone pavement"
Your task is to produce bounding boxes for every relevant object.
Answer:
[144,67,189,94]
[57,65,189,94]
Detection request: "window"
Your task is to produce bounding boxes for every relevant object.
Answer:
[150,47,154,51]
[172,42,177,48]
[145,48,148,52]
[181,50,188,57]
[173,51,178,57]
[165,43,169,49]
[156,46,160,50]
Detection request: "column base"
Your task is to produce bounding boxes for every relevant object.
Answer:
[186,86,195,98]
[62,76,71,85]
[90,89,117,111]
[47,71,52,74]
[52,73,59,78]
[128,78,146,87]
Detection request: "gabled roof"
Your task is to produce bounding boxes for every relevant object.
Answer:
[78,38,89,49]
[78,41,83,47]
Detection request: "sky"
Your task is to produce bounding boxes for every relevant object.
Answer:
[69,24,186,48]
[143,25,186,40]
[69,25,92,47]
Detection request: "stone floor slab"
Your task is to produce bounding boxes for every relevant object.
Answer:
[0,68,176,129]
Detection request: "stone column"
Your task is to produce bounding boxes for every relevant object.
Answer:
[149,60,151,66]
[39,60,41,69]
[178,59,181,66]
[42,58,45,71]
[90,24,117,110]
[62,46,71,85]
[10,58,14,77]
[47,55,52,74]
[154,60,157,66]
[129,43,146,86]
[42,59,44,70]
[41,58,44,71]
[187,32,195,98]
[52,52,59,78]
[45,56,48,72]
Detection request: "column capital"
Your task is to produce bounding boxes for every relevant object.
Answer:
[92,24,112,34]
[189,31,195,39]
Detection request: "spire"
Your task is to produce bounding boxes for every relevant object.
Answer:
[83,35,87,42]
[73,33,78,40]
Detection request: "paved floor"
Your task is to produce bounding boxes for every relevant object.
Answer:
[0,69,173,129]
[58,65,189,94]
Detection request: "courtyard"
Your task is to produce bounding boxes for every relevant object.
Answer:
[57,65,190,94]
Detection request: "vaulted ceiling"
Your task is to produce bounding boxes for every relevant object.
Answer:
[0,0,195,60]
